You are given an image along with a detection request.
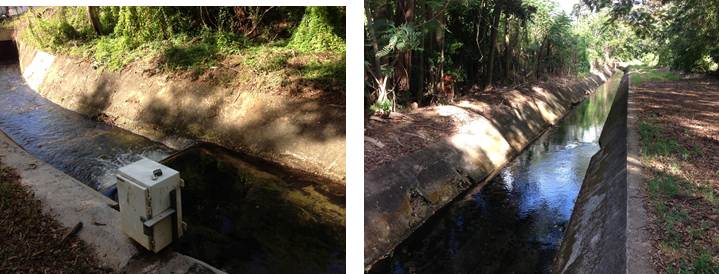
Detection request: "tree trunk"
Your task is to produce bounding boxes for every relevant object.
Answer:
[503,14,511,81]
[87,7,101,35]
[437,7,446,95]
[365,6,382,79]
[394,0,413,93]
[486,5,501,86]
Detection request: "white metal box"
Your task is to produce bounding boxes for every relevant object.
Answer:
[117,158,183,253]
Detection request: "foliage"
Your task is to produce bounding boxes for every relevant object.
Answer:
[364,0,608,113]
[287,7,345,53]
[583,0,719,72]
[301,57,346,85]
[18,6,345,72]
[376,23,422,58]
[241,45,293,72]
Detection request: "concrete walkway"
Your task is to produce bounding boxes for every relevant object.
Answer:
[0,130,223,273]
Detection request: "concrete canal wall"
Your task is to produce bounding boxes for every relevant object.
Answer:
[364,66,618,267]
[552,70,655,273]
[13,39,345,183]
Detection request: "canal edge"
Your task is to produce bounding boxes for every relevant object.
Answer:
[626,68,657,274]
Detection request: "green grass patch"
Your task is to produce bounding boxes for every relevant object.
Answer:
[648,174,682,197]
[631,64,681,86]
[241,45,293,72]
[638,121,689,159]
[300,58,345,84]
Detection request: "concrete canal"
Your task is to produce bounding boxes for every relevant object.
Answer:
[369,71,624,273]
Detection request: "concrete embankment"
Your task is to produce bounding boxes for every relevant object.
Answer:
[364,66,617,268]
[0,131,224,273]
[552,70,655,273]
[13,39,345,183]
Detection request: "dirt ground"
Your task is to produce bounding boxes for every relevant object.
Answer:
[364,76,581,172]
[632,74,719,272]
[0,160,105,273]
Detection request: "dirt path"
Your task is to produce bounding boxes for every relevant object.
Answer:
[0,160,105,273]
[631,73,719,272]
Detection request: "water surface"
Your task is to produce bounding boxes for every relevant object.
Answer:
[0,65,171,193]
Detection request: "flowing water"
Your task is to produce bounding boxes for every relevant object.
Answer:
[0,62,346,273]
[370,72,624,274]
[0,65,171,193]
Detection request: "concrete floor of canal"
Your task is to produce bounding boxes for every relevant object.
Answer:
[370,72,623,274]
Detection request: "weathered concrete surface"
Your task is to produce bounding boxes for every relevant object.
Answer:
[364,65,617,268]
[626,68,657,274]
[553,71,628,273]
[552,70,655,274]
[14,40,345,183]
[0,131,225,273]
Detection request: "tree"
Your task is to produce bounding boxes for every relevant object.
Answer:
[87,7,101,35]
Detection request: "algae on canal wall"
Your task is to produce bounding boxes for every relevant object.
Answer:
[364,66,617,268]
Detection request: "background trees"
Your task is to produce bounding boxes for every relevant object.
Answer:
[365,0,719,114]
[583,0,719,72]
[365,0,599,113]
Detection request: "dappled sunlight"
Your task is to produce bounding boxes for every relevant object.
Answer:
[449,117,513,168]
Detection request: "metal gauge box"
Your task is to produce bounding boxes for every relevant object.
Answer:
[117,158,183,253]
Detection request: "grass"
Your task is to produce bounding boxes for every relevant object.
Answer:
[300,58,346,84]
[631,64,681,86]
[639,121,690,159]
[639,120,719,273]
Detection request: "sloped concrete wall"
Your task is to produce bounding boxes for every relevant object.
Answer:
[552,69,655,274]
[552,71,628,274]
[15,41,345,184]
[364,67,617,268]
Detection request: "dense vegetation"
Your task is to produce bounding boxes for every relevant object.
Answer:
[583,0,719,73]
[364,0,718,113]
[15,7,345,76]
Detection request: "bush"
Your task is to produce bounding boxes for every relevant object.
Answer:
[287,7,345,53]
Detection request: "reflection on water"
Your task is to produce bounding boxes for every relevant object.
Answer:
[371,72,623,274]
[163,144,346,274]
[0,65,172,192]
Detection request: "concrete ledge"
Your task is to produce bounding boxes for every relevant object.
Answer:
[626,68,656,274]
[364,66,617,267]
[0,130,225,273]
